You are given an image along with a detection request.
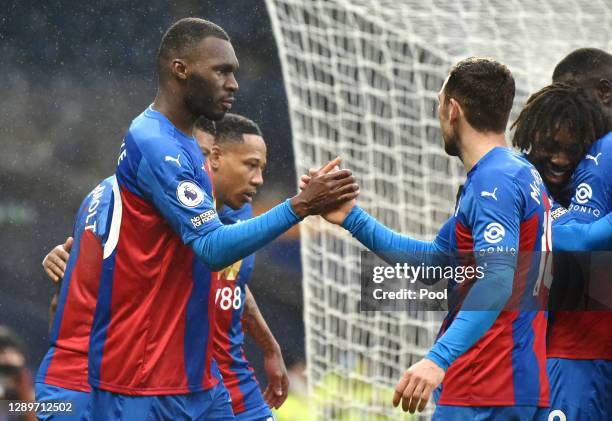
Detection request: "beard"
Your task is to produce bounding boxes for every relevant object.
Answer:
[442,127,461,157]
[184,73,225,121]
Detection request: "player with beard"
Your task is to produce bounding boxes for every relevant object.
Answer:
[79,18,357,420]
[39,114,288,420]
[303,57,552,419]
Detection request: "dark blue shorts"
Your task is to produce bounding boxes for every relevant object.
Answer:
[433,404,547,420]
[83,381,234,421]
[34,382,91,421]
[547,357,612,421]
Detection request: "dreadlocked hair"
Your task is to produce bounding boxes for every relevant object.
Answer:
[511,83,606,154]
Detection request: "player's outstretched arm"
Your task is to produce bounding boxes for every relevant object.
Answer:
[300,166,449,272]
[191,159,359,270]
[553,212,612,251]
[341,207,449,270]
[243,286,289,409]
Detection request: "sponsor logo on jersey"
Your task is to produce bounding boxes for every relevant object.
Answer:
[191,209,217,228]
[480,187,498,200]
[574,182,592,205]
[484,222,505,244]
[177,181,204,208]
[165,154,181,167]
[550,206,568,221]
[548,409,567,421]
[568,203,601,218]
[585,152,602,166]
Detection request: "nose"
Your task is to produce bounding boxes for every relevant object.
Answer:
[226,73,239,92]
[251,169,263,187]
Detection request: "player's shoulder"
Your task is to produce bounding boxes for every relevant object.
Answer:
[85,175,116,203]
[124,107,203,172]
[471,147,529,190]
[580,131,612,172]
[125,106,189,156]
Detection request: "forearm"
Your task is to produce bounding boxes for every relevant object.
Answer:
[553,213,612,251]
[426,262,514,370]
[341,206,443,267]
[191,200,300,271]
[243,286,280,355]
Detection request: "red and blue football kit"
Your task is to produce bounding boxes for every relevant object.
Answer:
[343,147,551,419]
[84,107,234,420]
[215,204,273,420]
[548,132,612,421]
[35,176,119,419]
[431,148,551,410]
[88,107,224,396]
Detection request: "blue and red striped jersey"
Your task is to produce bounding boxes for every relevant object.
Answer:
[37,176,119,392]
[213,203,263,414]
[437,147,551,407]
[548,131,612,360]
[88,106,224,395]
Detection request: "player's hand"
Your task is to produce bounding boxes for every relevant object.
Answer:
[262,346,289,409]
[300,162,357,225]
[42,237,73,283]
[392,358,445,413]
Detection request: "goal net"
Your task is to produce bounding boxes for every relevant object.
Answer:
[265,1,612,419]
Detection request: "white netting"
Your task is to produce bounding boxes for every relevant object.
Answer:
[265,1,612,419]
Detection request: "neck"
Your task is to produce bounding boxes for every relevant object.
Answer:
[458,126,507,173]
[152,85,195,136]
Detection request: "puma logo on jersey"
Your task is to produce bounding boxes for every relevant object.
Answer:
[480,187,498,201]
[585,152,602,166]
[164,154,181,167]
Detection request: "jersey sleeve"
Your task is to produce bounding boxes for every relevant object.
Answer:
[468,174,522,255]
[567,136,612,223]
[553,212,612,251]
[127,135,223,245]
[465,173,521,306]
[341,206,449,269]
[427,173,522,370]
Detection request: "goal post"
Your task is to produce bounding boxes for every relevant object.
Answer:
[265,1,612,419]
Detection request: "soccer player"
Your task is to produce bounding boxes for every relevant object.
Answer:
[511,82,606,207]
[545,48,612,421]
[38,18,357,421]
[304,57,551,419]
[39,114,288,420]
[36,176,119,420]
[86,17,358,419]
[192,114,291,419]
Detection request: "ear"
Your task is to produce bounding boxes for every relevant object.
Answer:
[170,59,188,81]
[208,144,222,170]
[597,79,612,105]
[448,98,462,123]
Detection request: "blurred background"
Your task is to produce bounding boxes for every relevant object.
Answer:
[0,0,304,403]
